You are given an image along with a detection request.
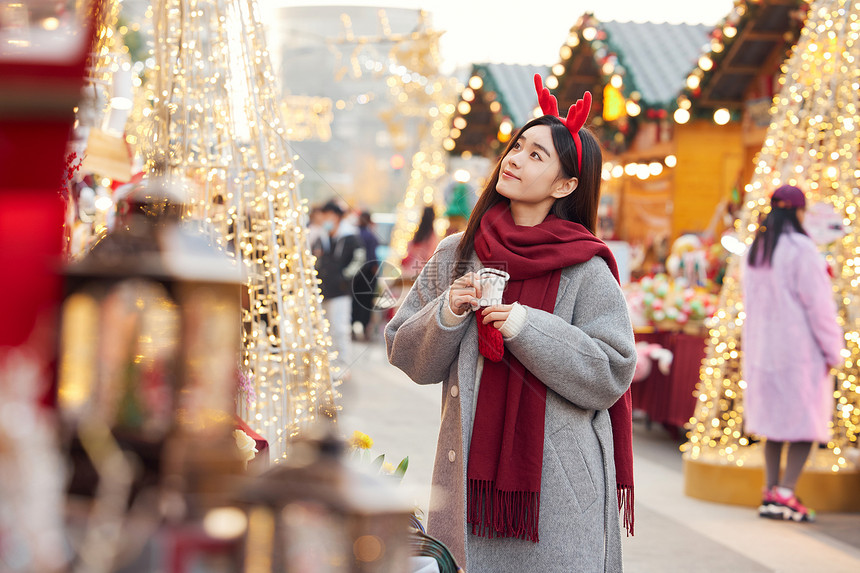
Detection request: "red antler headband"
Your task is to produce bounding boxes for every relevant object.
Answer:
[533,73,592,172]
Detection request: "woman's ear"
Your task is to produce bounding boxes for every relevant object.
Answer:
[551,176,578,199]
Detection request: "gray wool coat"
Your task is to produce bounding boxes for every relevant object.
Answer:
[385,234,636,573]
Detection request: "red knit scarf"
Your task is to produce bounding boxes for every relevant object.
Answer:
[467,202,634,542]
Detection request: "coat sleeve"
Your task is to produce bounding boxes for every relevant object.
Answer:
[385,237,471,384]
[504,259,637,410]
[794,240,844,366]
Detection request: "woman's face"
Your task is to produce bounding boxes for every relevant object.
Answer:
[496,125,574,211]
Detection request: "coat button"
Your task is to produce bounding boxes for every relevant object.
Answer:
[450,385,459,397]
[448,450,456,462]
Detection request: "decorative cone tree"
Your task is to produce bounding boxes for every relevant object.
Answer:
[144,0,337,461]
[684,0,859,502]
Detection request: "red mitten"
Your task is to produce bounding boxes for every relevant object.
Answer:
[476,312,505,362]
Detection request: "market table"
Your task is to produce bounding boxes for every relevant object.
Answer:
[632,330,707,432]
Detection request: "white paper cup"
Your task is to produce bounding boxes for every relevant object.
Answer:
[476,268,510,307]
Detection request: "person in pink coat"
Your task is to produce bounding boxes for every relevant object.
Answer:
[742,184,844,522]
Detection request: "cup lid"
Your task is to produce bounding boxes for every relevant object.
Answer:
[477,267,509,280]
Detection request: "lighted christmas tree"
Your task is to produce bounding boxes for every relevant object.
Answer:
[684,0,859,473]
[144,0,337,461]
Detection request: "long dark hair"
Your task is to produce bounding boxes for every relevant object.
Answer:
[412,205,436,244]
[747,207,807,267]
[453,115,602,277]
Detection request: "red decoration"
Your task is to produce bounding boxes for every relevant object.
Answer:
[59,152,83,201]
[533,74,592,171]
[0,1,104,407]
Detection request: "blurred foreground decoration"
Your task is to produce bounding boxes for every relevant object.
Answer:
[239,430,413,572]
[143,0,338,461]
[57,176,248,571]
[684,0,860,511]
[0,0,106,569]
[52,178,413,570]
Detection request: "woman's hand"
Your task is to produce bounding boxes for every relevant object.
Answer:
[449,272,482,315]
[481,304,514,330]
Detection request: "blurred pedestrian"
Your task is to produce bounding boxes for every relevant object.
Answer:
[385,76,635,571]
[352,210,380,340]
[401,205,439,282]
[307,204,328,252]
[743,184,843,523]
[312,200,365,381]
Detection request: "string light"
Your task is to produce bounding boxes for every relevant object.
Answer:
[385,22,459,262]
[602,156,678,181]
[674,108,691,124]
[321,10,457,260]
[684,0,859,472]
[143,0,337,461]
[674,0,804,125]
[713,108,731,125]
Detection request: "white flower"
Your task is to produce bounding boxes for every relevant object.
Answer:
[233,429,258,466]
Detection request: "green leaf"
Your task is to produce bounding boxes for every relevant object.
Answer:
[371,454,385,472]
[394,456,409,480]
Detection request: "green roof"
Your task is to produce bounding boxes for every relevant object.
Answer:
[477,63,551,127]
[600,20,711,107]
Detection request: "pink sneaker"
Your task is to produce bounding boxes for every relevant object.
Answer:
[758,487,780,518]
[771,489,816,522]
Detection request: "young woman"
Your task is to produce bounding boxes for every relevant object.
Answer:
[742,184,843,522]
[386,76,636,571]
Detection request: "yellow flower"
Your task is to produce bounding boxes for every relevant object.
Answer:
[381,461,396,474]
[350,430,373,450]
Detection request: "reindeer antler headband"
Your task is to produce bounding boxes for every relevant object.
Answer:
[533,73,592,172]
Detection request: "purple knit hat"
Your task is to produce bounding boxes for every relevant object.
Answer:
[771,184,806,209]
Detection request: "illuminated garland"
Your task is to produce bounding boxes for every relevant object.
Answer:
[602,155,678,182]
[673,0,807,125]
[145,0,336,461]
[445,70,510,157]
[380,13,458,263]
[684,0,859,471]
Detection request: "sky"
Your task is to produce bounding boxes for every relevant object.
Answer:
[267,0,736,73]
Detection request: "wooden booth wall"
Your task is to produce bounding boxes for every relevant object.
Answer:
[673,121,744,238]
[616,174,672,244]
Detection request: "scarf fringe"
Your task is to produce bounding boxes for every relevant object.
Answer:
[617,484,634,536]
[468,479,540,543]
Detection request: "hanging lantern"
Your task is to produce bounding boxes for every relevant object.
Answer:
[603,84,626,122]
[57,175,244,510]
[239,430,413,572]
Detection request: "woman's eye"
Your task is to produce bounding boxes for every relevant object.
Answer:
[531,152,541,160]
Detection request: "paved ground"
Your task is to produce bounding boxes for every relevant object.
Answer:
[337,337,860,572]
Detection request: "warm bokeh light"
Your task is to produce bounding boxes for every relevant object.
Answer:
[713,108,731,125]
[625,100,641,117]
[686,74,701,90]
[674,108,691,124]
